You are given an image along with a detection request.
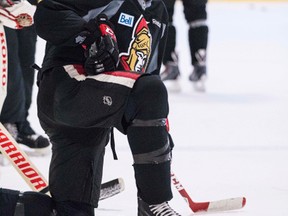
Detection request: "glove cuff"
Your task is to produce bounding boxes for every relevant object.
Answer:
[83,14,116,47]
[82,19,101,47]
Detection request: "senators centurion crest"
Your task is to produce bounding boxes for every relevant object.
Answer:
[120,15,152,73]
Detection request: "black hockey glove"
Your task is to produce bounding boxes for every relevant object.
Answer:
[84,14,119,75]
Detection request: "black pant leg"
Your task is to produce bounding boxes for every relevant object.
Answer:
[0,28,25,123]
[162,0,177,63]
[17,25,37,135]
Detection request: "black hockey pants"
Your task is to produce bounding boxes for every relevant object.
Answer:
[37,66,173,215]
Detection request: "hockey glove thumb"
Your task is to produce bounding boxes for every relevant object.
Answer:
[84,14,119,75]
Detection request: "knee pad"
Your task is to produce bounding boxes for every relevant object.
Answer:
[126,118,175,204]
[133,137,172,165]
[127,118,173,165]
[126,75,169,121]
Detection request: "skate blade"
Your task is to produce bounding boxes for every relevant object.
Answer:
[163,79,181,93]
[192,75,207,92]
[18,144,51,157]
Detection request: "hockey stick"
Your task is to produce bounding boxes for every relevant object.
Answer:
[0,23,7,113]
[99,178,125,201]
[0,122,49,193]
[0,123,125,200]
[171,172,246,212]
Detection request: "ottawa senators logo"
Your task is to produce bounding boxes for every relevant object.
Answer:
[16,13,33,27]
[120,16,151,73]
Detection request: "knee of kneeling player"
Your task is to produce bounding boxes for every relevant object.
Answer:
[132,75,169,118]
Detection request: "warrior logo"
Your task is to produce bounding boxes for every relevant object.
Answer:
[120,16,151,73]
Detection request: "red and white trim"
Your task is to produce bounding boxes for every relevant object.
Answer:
[0,24,7,112]
[64,64,141,89]
[63,65,86,81]
[0,123,49,193]
[171,172,246,213]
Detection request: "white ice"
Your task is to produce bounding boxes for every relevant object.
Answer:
[1,1,288,216]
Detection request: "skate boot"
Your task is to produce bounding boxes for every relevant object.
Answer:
[160,62,181,92]
[16,133,50,156]
[161,61,180,81]
[138,196,181,216]
[3,123,50,156]
[1,123,18,166]
[189,64,207,92]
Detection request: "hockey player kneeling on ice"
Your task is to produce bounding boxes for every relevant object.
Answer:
[0,0,184,215]
[0,188,54,216]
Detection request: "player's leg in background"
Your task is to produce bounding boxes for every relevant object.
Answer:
[160,0,181,91]
[16,25,37,135]
[16,25,50,155]
[183,0,209,91]
[0,27,25,141]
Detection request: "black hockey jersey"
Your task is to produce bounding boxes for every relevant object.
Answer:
[34,0,168,75]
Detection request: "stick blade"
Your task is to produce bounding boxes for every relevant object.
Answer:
[203,196,246,212]
[99,178,125,200]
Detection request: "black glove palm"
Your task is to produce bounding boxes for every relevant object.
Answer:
[84,14,119,75]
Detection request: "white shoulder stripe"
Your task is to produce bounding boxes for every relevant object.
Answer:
[64,65,136,88]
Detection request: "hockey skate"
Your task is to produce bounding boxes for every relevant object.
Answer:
[16,133,50,156]
[189,64,207,92]
[160,62,181,92]
[3,123,50,156]
[138,196,181,216]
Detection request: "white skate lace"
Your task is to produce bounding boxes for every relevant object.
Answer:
[149,202,181,216]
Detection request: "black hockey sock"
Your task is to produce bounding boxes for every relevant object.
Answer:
[189,25,208,65]
[134,161,172,204]
[127,125,172,204]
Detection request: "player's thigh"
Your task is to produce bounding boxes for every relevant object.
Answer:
[182,0,207,22]
[48,126,110,206]
[38,67,131,129]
